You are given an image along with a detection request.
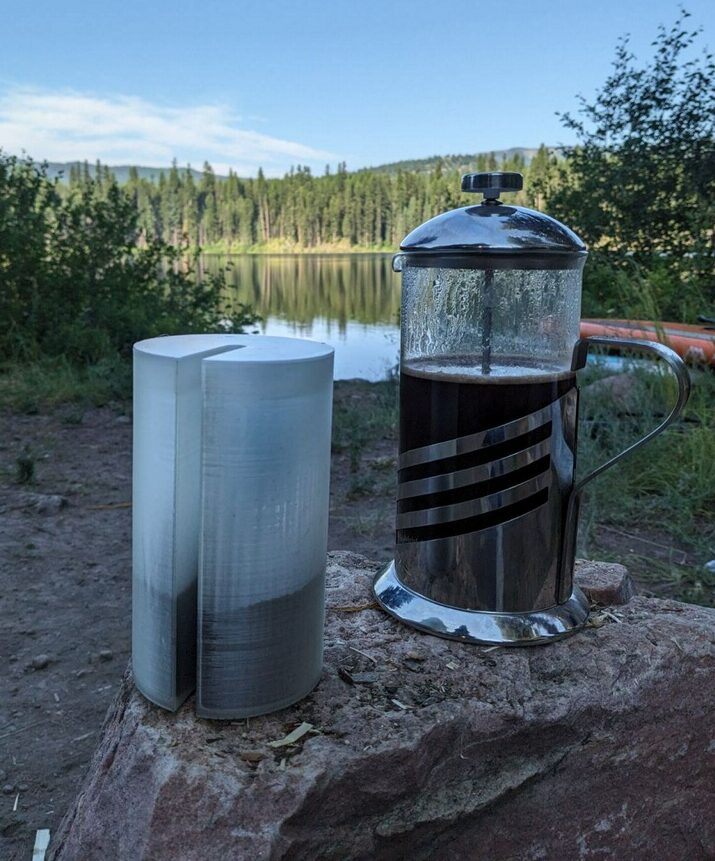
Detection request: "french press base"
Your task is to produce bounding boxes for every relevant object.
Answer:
[374,561,590,645]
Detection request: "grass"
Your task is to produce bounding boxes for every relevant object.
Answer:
[332,378,398,472]
[0,355,131,413]
[577,359,715,604]
[332,377,398,500]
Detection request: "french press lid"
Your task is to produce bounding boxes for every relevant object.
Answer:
[397,172,587,270]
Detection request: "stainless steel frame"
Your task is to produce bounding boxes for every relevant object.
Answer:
[375,336,691,645]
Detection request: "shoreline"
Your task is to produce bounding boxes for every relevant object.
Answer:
[197,244,395,256]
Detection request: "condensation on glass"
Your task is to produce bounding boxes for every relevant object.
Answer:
[398,262,584,381]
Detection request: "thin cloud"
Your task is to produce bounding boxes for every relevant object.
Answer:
[0,86,337,176]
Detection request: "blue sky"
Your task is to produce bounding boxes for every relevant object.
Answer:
[1,0,713,175]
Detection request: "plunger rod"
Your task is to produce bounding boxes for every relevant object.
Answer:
[481,268,494,375]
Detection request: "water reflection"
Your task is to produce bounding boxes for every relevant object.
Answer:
[201,254,400,380]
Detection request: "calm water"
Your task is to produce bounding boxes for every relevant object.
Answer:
[202,254,400,380]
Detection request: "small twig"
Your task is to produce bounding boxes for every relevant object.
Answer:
[348,646,377,664]
[71,731,95,743]
[671,637,684,653]
[332,602,379,613]
[0,720,45,742]
[87,502,131,510]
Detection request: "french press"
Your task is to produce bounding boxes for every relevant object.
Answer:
[373,172,690,645]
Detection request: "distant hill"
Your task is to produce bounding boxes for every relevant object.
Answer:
[42,147,561,184]
[43,162,212,184]
[362,147,562,175]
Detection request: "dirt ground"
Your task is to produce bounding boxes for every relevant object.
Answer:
[0,381,708,859]
[0,384,398,860]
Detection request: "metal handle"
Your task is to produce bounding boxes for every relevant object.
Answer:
[571,336,691,490]
[559,336,691,600]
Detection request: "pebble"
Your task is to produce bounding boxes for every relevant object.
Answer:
[2,784,15,795]
[31,654,51,670]
[98,650,114,662]
[115,415,131,424]
[25,493,68,515]
[17,783,29,792]
[240,750,265,764]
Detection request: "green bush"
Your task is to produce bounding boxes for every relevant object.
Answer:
[551,10,714,323]
[582,252,710,321]
[0,153,259,365]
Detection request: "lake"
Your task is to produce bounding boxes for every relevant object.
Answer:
[202,254,400,380]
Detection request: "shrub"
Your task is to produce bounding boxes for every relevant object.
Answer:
[0,153,259,365]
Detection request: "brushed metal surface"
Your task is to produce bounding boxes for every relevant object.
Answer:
[196,341,334,719]
[132,334,333,717]
[132,335,247,711]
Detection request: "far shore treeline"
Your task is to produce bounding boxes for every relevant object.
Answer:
[64,150,540,253]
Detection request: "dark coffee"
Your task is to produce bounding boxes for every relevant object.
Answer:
[397,357,577,546]
[400,357,575,454]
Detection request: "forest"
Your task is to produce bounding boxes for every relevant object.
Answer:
[64,149,542,253]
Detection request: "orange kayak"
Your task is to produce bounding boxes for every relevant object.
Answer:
[580,319,715,366]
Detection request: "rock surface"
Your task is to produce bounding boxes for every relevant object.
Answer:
[583,372,645,415]
[574,558,636,606]
[50,553,715,861]
[0,490,69,515]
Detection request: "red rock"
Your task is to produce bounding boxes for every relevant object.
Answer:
[583,372,645,415]
[50,552,715,861]
[575,558,636,605]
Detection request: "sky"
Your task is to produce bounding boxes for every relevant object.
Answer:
[0,0,713,176]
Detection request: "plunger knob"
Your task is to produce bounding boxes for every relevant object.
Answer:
[461,171,523,202]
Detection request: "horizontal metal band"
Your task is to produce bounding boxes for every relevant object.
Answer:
[395,472,551,531]
[396,488,550,545]
[396,251,587,272]
[398,403,554,470]
[397,438,551,500]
